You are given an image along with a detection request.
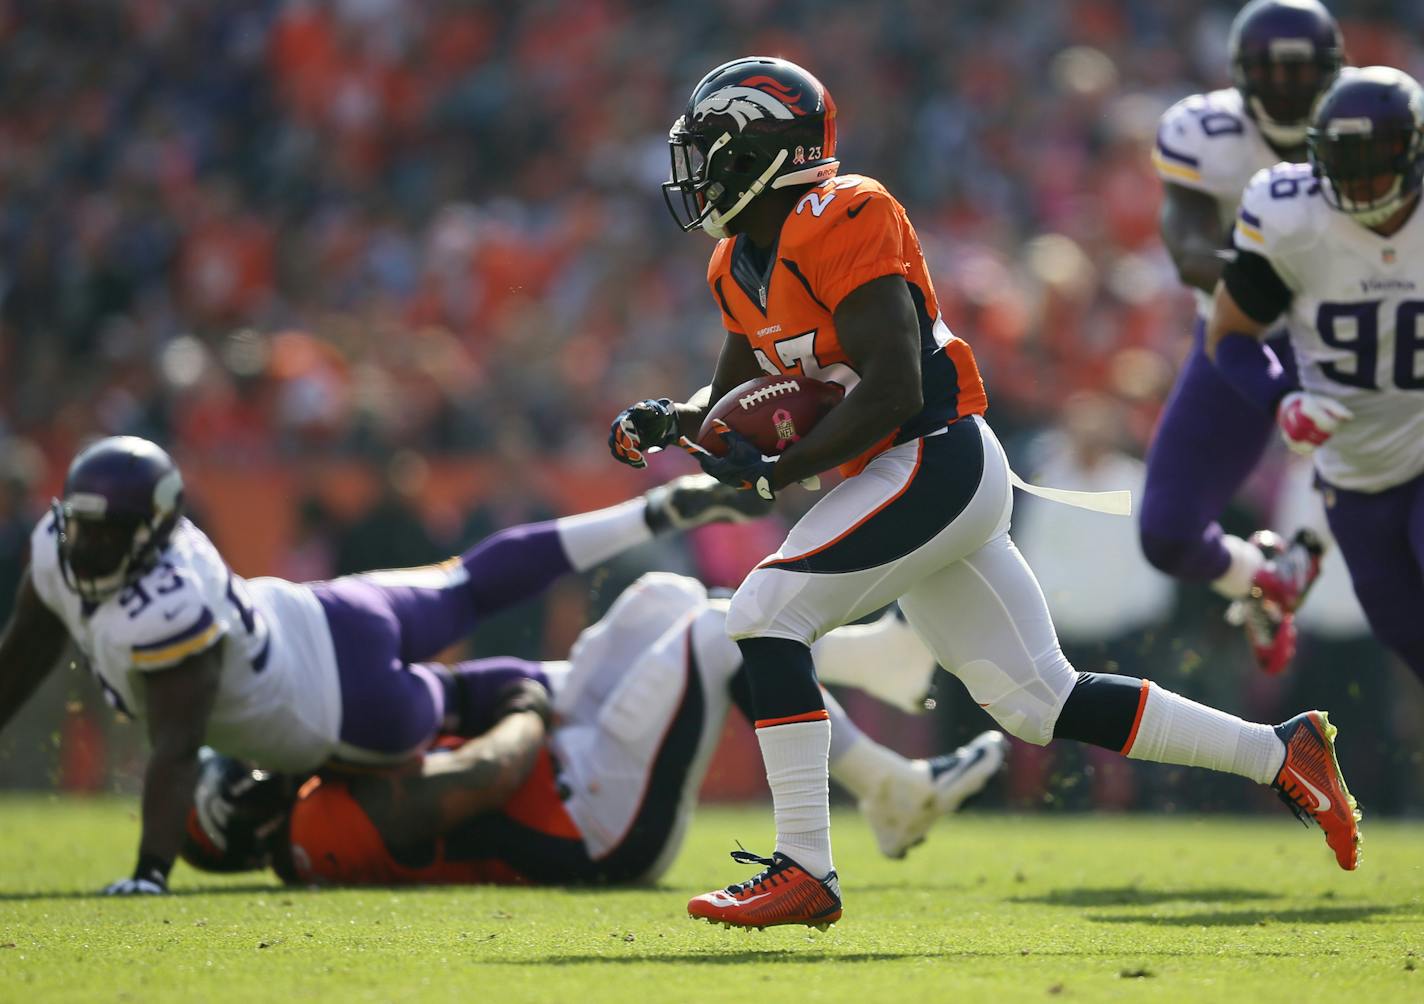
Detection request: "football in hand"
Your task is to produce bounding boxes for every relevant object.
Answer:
[697,375,844,457]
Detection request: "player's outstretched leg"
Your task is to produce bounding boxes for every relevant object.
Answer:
[899,532,1361,872]
[1056,676,1362,871]
[337,476,764,666]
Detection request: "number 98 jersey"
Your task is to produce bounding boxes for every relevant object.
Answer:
[705,174,987,478]
[1233,162,1424,492]
[29,515,342,771]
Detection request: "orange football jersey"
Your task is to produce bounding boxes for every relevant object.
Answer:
[706,174,987,477]
[284,748,578,886]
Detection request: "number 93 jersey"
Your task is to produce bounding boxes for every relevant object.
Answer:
[1234,162,1424,492]
[705,174,987,478]
[29,515,342,771]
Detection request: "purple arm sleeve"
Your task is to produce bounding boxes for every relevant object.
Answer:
[1212,332,1296,416]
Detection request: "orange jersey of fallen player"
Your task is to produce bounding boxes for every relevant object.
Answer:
[706,174,987,477]
[285,748,580,886]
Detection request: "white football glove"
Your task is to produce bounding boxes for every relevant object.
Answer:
[1276,391,1354,455]
[102,875,167,896]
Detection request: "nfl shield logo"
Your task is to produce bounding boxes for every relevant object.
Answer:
[774,414,797,440]
[1383,247,1396,264]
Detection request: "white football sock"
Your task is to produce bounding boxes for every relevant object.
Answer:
[756,718,834,877]
[1211,533,1266,599]
[1125,682,1285,784]
[555,498,652,571]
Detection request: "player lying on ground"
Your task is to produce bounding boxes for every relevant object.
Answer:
[1142,0,1343,674]
[1207,66,1424,684]
[181,571,1009,889]
[0,435,768,895]
[610,54,1362,931]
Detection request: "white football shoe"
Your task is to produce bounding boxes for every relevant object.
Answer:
[861,730,1009,860]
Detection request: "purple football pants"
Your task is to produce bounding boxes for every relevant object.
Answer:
[309,521,569,760]
[1139,318,1298,581]
[1321,472,1424,683]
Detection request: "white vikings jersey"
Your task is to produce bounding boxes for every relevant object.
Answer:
[1234,162,1424,492]
[1154,88,1286,316]
[30,516,342,771]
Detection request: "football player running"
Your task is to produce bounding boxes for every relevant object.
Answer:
[0,436,767,895]
[609,55,1362,931]
[181,573,1010,888]
[1207,66,1424,684]
[1142,0,1344,674]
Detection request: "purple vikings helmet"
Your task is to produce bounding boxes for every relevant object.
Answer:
[1308,66,1424,226]
[1229,0,1344,148]
[52,436,184,603]
[663,56,839,239]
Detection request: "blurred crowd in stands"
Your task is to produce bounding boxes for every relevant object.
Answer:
[1,0,1422,811]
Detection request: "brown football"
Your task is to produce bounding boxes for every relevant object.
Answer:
[697,375,844,457]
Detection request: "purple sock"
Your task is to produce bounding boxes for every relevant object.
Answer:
[462,521,573,615]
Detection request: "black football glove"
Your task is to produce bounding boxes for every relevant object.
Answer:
[679,420,778,501]
[609,398,679,469]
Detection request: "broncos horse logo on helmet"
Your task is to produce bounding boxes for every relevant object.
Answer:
[1229,0,1345,150]
[51,436,185,604]
[663,56,838,239]
[1308,66,1424,227]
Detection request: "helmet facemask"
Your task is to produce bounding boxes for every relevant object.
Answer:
[1239,44,1338,148]
[53,500,154,604]
[663,121,793,239]
[52,464,183,604]
[1309,73,1424,229]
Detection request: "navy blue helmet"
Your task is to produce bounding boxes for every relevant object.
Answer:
[1308,67,1424,226]
[181,749,299,874]
[1229,0,1344,149]
[51,436,184,603]
[663,56,839,239]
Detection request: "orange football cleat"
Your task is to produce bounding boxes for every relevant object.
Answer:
[1272,711,1362,871]
[688,850,842,930]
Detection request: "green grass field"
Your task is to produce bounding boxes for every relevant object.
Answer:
[1,796,1421,1003]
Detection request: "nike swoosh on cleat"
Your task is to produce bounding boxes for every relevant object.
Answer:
[1286,767,1332,812]
[727,892,772,906]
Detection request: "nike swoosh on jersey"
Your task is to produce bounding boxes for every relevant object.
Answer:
[1287,767,1331,812]
[162,607,185,621]
[845,197,873,219]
